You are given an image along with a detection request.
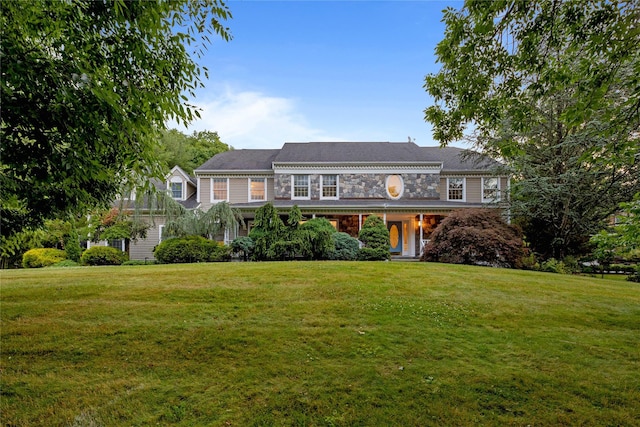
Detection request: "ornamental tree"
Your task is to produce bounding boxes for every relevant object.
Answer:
[422,209,524,268]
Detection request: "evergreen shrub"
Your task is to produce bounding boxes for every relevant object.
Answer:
[329,232,360,260]
[22,248,67,268]
[154,236,231,264]
[81,246,128,266]
[357,216,390,261]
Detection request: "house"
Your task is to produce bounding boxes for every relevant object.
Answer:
[126,141,507,260]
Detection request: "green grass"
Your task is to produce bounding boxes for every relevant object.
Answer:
[1,262,639,426]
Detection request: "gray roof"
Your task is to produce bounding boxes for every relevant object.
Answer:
[274,141,430,163]
[195,142,500,172]
[421,146,501,172]
[196,149,280,172]
[230,199,486,213]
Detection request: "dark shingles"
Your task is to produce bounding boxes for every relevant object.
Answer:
[196,149,280,171]
[274,141,428,163]
[194,143,500,172]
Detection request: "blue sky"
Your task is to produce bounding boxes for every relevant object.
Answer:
[174,0,465,149]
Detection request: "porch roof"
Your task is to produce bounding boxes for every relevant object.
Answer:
[231,199,489,214]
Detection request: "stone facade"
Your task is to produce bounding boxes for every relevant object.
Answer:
[274,173,440,200]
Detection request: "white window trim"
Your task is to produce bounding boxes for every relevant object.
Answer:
[158,225,165,243]
[385,175,404,200]
[320,174,339,200]
[291,174,310,200]
[169,176,184,200]
[248,177,267,201]
[447,177,466,202]
[211,178,229,203]
[481,177,501,203]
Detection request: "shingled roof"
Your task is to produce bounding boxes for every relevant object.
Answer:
[194,142,499,172]
[195,149,280,172]
[274,141,431,163]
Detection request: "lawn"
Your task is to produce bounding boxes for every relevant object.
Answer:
[1,262,639,426]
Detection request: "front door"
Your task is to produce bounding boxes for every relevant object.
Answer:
[388,221,402,254]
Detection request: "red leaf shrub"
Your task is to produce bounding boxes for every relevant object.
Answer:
[421,209,524,268]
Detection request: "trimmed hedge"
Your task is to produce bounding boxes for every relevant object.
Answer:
[22,248,67,268]
[154,236,231,264]
[81,246,128,266]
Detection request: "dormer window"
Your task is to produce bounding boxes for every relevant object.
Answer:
[170,181,183,200]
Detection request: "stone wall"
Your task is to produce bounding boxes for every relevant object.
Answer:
[274,173,440,199]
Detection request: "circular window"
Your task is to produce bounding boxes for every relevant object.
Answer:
[386,175,404,200]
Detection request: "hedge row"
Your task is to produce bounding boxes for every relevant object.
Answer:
[154,236,231,264]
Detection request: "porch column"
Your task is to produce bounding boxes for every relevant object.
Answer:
[358,214,362,231]
[383,212,386,224]
[419,213,424,256]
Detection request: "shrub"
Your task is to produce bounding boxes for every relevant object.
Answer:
[154,236,230,264]
[627,265,640,282]
[357,247,390,261]
[421,208,524,268]
[22,248,67,268]
[358,216,390,261]
[539,258,568,274]
[64,227,82,262]
[81,246,128,266]
[329,232,360,260]
[298,218,336,260]
[231,236,254,261]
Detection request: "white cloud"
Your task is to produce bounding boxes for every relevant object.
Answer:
[170,86,342,149]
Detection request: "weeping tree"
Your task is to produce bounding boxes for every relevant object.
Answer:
[249,203,286,261]
[163,202,243,241]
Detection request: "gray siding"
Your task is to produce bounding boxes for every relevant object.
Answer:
[199,178,212,210]
[229,178,247,204]
[266,178,275,201]
[466,177,481,203]
[129,216,166,261]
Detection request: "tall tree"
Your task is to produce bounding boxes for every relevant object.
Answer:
[424,0,640,258]
[157,129,231,175]
[1,0,232,238]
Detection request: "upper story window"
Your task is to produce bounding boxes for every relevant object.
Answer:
[170,181,183,200]
[447,177,465,201]
[321,175,338,199]
[250,178,266,201]
[386,175,404,200]
[212,178,228,202]
[292,175,309,199]
[482,177,500,202]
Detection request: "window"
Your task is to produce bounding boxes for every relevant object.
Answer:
[171,182,182,199]
[386,175,404,199]
[292,175,309,199]
[321,175,338,199]
[212,178,228,202]
[250,178,266,201]
[447,178,464,201]
[482,177,500,202]
[158,225,165,243]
